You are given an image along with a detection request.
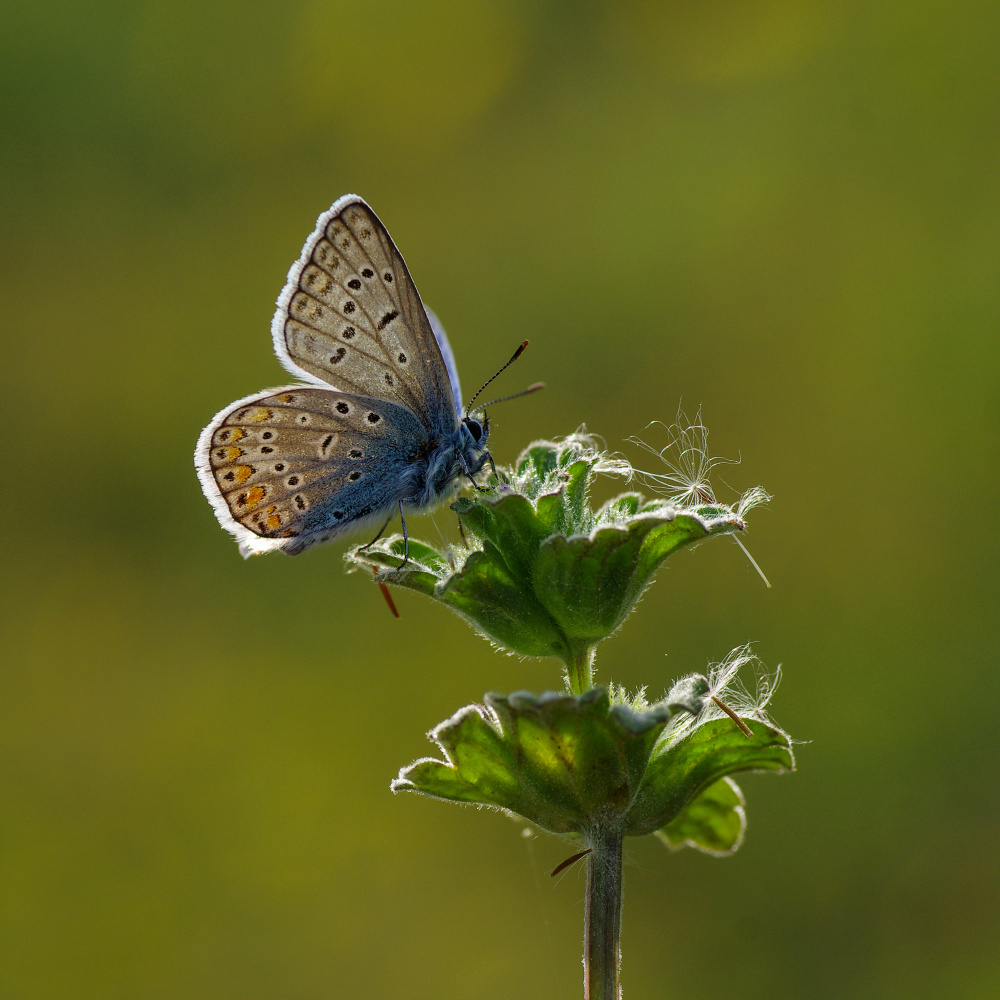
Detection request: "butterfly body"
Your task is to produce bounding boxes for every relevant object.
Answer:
[195,195,491,557]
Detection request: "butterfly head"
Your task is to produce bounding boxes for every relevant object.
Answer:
[462,412,488,447]
[457,410,492,484]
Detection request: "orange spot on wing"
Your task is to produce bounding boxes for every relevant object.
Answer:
[216,426,245,444]
[266,514,281,530]
[233,465,254,484]
[244,486,266,508]
[218,446,243,461]
[248,408,272,422]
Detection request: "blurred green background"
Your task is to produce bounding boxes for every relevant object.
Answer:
[3,1,998,997]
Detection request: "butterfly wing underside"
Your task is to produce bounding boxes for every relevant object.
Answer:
[424,306,463,412]
[196,386,428,556]
[271,194,459,432]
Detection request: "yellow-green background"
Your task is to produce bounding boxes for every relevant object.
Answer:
[3,2,997,997]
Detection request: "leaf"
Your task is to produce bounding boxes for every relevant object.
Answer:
[393,688,680,835]
[532,512,738,646]
[434,549,569,659]
[654,776,747,855]
[454,492,551,583]
[392,683,793,845]
[625,717,794,836]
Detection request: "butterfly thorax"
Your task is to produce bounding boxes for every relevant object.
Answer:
[415,418,490,509]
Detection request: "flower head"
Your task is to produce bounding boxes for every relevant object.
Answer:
[392,649,793,853]
[346,433,758,690]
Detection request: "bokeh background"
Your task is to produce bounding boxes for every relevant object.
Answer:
[3,2,998,997]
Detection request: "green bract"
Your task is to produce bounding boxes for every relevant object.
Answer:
[392,679,793,850]
[346,434,757,690]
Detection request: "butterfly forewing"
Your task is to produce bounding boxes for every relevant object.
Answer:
[274,197,456,430]
[204,386,428,552]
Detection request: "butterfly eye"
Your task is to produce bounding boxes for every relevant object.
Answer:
[464,417,484,443]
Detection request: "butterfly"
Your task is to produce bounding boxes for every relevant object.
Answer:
[195,194,532,559]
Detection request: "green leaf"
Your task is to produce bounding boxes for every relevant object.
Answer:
[654,777,746,855]
[625,717,794,836]
[358,537,449,595]
[532,511,736,647]
[595,492,644,524]
[454,492,551,584]
[353,532,570,659]
[433,549,569,659]
[392,704,523,807]
[392,650,790,850]
[513,439,563,492]
[393,688,680,835]
[535,458,595,536]
[394,687,794,844]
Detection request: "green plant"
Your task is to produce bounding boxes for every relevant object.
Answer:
[346,425,794,999]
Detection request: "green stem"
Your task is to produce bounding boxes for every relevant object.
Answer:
[565,645,595,694]
[583,824,624,1000]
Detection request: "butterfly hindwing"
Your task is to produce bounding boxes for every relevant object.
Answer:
[272,195,457,431]
[196,386,429,556]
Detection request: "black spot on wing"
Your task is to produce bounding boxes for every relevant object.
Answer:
[376,309,399,331]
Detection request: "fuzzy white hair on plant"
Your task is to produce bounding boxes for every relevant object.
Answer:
[629,407,772,587]
[662,645,785,746]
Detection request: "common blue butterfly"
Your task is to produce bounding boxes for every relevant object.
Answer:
[195,195,520,558]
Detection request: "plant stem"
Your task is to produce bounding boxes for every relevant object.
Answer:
[583,824,624,1000]
[565,645,595,694]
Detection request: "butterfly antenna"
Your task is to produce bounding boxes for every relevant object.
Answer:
[465,341,530,415]
[479,382,545,410]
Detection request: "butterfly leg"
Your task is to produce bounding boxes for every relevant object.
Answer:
[458,450,490,493]
[359,515,393,552]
